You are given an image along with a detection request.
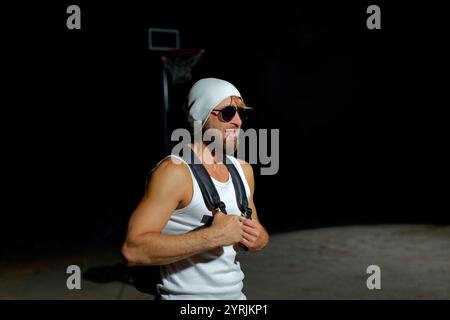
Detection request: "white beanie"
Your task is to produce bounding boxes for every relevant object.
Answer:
[186,78,242,127]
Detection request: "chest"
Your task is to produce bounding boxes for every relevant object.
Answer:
[203,164,230,183]
[168,178,241,233]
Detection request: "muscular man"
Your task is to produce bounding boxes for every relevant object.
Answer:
[122,78,269,299]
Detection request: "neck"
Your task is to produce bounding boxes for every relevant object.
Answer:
[191,141,224,165]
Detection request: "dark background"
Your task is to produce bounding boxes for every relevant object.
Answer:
[3,1,446,258]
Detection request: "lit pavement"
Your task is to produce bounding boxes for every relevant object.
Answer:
[1,225,449,299]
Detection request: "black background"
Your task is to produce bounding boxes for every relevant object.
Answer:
[2,1,447,257]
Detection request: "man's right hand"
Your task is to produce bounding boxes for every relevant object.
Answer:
[209,211,243,247]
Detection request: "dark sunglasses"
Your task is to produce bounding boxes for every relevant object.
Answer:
[211,106,249,122]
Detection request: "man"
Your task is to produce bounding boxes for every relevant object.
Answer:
[121,78,269,300]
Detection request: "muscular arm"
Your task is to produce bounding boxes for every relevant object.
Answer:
[121,159,219,266]
[122,158,243,266]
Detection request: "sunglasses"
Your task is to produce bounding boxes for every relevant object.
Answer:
[211,106,249,122]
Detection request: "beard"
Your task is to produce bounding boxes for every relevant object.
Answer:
[201,126,240,160]
[224,129,239,155]
[203,132,238,156]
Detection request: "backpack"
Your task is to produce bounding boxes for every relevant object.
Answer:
[129,148,252,295]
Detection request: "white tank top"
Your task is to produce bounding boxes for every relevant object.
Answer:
[156,154,250,300]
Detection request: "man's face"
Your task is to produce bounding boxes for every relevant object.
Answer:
[203,96,245,154]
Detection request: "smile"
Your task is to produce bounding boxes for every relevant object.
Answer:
[225,129,238,139]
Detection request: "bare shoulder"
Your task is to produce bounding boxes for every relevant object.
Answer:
[235,158,254,189]
[146,156,191,192]
[236,158,254,176]
[155,156,190,174]
[236,158,248,165]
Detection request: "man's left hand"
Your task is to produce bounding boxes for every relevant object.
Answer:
[239,217,269,251]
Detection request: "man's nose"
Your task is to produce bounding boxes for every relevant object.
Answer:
[230,111,242,127]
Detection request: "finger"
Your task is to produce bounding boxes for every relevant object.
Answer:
[242,232,256,243]
[241,218,258,227]
[240,237,254,250]
[242,225,259,237]
[240,238,250,247]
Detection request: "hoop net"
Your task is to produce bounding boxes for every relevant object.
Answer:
[161,48,205,85]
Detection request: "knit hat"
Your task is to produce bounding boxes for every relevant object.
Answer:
[186,78,242,127]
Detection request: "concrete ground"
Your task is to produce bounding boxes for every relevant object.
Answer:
[1,224,449,299]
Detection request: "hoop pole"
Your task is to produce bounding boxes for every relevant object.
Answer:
[161,64,170,154]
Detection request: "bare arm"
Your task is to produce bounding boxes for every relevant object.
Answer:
[121,158,243,266]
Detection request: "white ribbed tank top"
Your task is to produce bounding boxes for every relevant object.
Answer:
[156,154,250,300]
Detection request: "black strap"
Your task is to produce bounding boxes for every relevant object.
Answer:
[225,158,252,220]
[181,149,227,227]
[180,149,252,220]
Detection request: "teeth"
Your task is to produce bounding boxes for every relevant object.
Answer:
[225,130,237,138]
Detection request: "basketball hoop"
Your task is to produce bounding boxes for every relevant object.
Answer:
[161,48,205,85]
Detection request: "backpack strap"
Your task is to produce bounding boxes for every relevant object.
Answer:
[179,149,252,252]
[180,148,227,226]
[224,157,253,220]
